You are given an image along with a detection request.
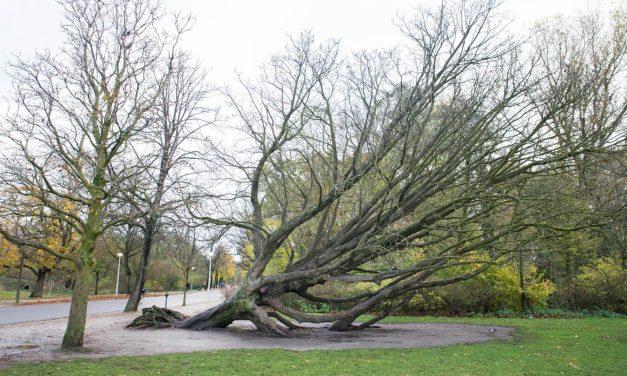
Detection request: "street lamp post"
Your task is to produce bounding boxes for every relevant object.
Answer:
[115,252,123,295]
[190,266,196,291]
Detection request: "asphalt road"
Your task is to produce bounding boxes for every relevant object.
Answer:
[0,290,221,325]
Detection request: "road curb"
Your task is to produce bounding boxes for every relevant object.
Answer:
[0,291,182,306]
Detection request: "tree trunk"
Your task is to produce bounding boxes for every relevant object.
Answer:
[125,217,157,312]
[61,263,91,349]
[64,278,74,289]
[29,268,49,298]
[94,270,100,295]
[123,223,135,294]
[126,130,171,310]
[183,268,189,306]
[177,287,251,330]
[15,252,24,304]
[124,259,133,294]
[518,251,529,312]
[62,202,101,350]
[177,283,293,336]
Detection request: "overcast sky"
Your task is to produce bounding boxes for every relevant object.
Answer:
[0,0,619,96]
[0,0,620,254]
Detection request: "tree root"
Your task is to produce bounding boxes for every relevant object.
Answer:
[127,306,187,329]
[170,291,377,336]
[175,298,303,336]
[244,304,292,336]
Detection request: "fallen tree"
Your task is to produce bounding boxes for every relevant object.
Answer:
[179,0,625,334]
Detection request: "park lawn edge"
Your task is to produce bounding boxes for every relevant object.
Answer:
[1,316,625,375]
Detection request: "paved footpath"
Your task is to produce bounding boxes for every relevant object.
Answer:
[0,290,219,325]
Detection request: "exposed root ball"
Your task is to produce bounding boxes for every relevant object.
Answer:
[127,305,187,329]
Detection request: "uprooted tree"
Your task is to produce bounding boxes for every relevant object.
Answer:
[177,0,626,334]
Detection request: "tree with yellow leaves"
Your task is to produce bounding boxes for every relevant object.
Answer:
[0,193,80,298]
[0,232,20,269]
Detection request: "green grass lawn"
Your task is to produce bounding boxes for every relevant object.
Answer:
[2,316,625,375]
[0,290,21,300]
[0,289,73,301]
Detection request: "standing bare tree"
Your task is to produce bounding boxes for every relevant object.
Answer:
[531,9,627,268]
[111,219,142,294]
[123,54,212,312]
[0,0,186,349]
[161,224,201,306]
[174,0,624,334]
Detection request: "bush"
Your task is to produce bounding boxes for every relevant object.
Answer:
[282,292,333,313]
[469,308,625,319]
[406,291,446,313]
[153,273,180,291]
[550,258,626,313]
[293,299,332,314]
[280,258,624,317]
[397,264,554,315]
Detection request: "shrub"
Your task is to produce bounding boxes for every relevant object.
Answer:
[550,258,626,313]
[281,258,623,316]
[472,308,626,319]
[154,273,180,291]
[282,262,557,316]
[406,290,447,313]
[293,299,332,314]
[398,264,554,315]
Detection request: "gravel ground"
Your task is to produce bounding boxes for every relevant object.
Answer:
[0,301,514,369]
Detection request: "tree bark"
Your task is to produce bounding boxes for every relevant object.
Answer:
[123,223,135,294]
[15,252,24,304]
[124,264,133,294]
[125,217,157,312]
[519,251,529,312]
[61,263,91,349]
[62,204,100,350]
[94,270,100,295]
[29,268,49,299]
[177,283,300,335]
[176,288,251,331]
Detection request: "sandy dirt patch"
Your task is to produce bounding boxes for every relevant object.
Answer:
[0,302,514,369]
